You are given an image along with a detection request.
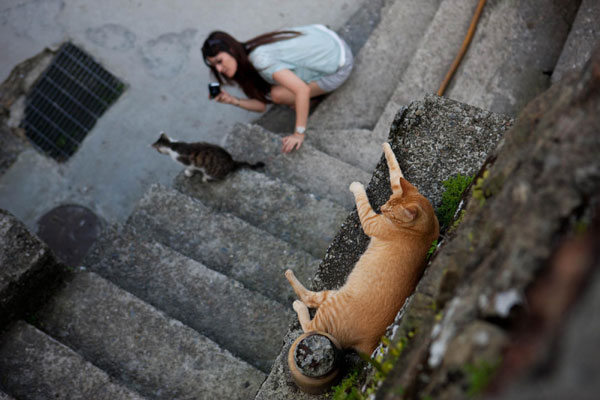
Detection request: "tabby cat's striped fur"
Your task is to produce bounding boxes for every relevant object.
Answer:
[152,132,264,182]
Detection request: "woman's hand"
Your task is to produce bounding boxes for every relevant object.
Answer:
[211,89,267,112]
[213,89,239,106]
[282,132,305,153]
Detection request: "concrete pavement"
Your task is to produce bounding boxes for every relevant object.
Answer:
[0,0,369,228]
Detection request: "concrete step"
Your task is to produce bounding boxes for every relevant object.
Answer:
[0,391,14,400]
[174,169,347,259]
[373,0,482,141]
[0,209,64,328]
[224,123,371,209]
[443,0,580,116]
[307,0,443,130]
[35,271,266,400]
[127,184,320,305]
[303,128,383,173]
[552,0,600,84]
[0,321,147,400]
[85,225,292,372]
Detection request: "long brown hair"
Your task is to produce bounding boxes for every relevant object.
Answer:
[202,30,301,103]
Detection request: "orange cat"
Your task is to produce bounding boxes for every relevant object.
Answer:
[285,142,439,355]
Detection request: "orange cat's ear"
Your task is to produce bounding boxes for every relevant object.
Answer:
[400,205,417,222]
[400,177,416,195]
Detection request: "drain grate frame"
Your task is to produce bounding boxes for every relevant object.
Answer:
[21,42,126,162]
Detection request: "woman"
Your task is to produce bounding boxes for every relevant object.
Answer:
[202,24,354,153]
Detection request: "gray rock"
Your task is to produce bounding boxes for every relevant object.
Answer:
[174,168,347,259]
[36,272,266,400]
[0,321,147,400]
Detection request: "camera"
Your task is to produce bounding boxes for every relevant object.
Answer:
[208,82,221,98]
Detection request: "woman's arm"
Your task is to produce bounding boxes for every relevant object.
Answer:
[214,89,266,112]
[272,69,311,153]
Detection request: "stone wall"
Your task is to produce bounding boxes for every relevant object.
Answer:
[372,42,600,400]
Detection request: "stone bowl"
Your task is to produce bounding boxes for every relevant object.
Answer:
[287,331,343,394]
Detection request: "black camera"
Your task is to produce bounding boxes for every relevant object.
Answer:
[208,82,221,98]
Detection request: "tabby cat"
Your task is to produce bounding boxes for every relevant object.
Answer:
[152,132,264,181]
[285,142,439,355]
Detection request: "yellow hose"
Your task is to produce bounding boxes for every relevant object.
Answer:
[437,0,487,96]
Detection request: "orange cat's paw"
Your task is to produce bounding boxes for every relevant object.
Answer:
[349,181,364,193]
[285,269,294,280]
[293,300,307,313]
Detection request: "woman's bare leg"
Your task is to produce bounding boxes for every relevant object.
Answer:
[271,82,327,106]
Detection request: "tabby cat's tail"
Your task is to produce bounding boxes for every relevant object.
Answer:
[233,161,265,171]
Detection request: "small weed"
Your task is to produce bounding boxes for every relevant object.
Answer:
[472,170,491,206]
[448,209,466,234]
[331,370,364,400]
[437,173,474,228]
[427,239,438,258]
[464,359,500,397]
[330,329,415,399]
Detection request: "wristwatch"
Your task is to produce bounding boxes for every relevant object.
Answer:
[295,126,306,135]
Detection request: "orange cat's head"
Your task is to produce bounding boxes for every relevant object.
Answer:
[381,178,438,233]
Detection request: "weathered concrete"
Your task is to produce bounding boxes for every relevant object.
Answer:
[0,209,64,328]
[491,263,600,400]
[225,123,371,209]
[85,225,292,372]
[377,44,600,400]
[552,0,600,83]
[302,128,383,173]
[127,184,320,305]
[0,321,147,400]
[37,271,266,400]
[373,0,480,141]
[384,95,512,211]
[0,391,14,400]
[445,0,580,117]
[0,125,26,176]
[174,168,347,259]
[308,0,442,130]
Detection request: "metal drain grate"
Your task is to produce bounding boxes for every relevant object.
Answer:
[21,43,125,162]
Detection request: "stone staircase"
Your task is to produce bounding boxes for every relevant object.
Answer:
[1,0,596,399]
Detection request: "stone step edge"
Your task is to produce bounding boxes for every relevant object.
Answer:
[126,183,321,306]
[173,168,348,259]
[36,271,267,398]
[0,320,147,400]
[84,223,292,372]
